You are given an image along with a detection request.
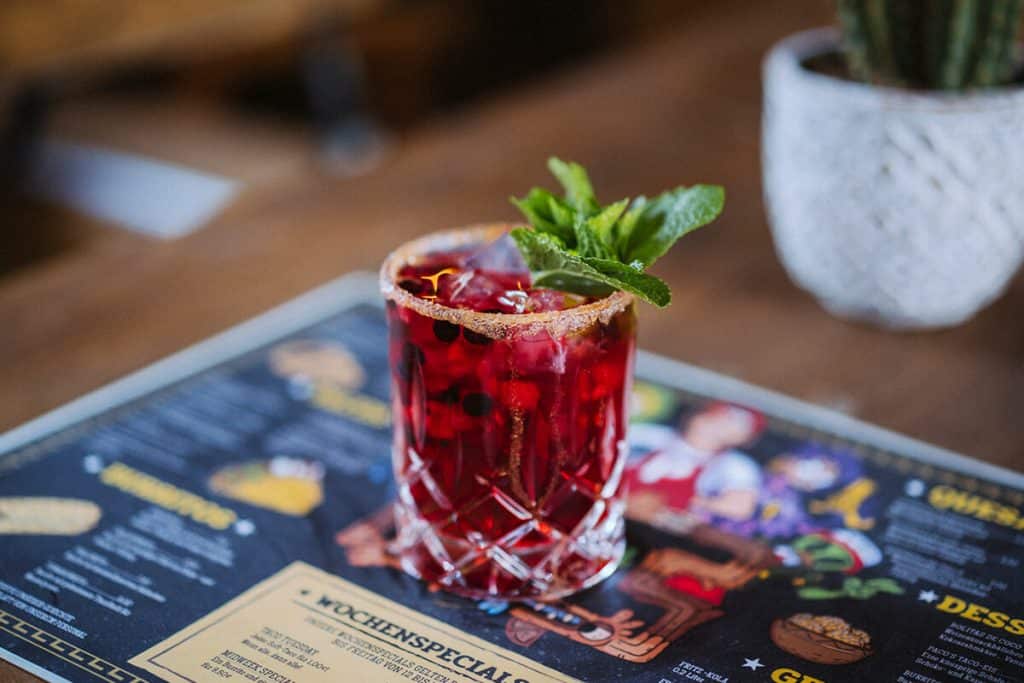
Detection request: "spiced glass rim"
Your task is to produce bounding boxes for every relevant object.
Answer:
[379,224,633,340]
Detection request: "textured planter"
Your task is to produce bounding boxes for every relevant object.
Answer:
[762,28,1024,330]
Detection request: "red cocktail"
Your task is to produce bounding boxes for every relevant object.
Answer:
[380,226,636,599]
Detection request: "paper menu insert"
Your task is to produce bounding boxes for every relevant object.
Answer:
[131,562,569,683]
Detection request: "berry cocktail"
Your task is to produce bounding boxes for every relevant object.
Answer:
[379,158,724,599]
[381,226,636,599]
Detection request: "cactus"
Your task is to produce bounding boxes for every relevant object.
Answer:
[836,0,1024,90]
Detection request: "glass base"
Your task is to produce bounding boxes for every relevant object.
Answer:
[391,495,626,601]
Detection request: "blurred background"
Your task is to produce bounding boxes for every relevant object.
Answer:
[1,0,772,268]
[2,0,1022,469]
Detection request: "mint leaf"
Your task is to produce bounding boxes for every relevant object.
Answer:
[510,189,574,244]
[573,216,614,260]
[582,257,671,307]
[509,160,724,307]
[546,195,575,231]
[509,228,616,297]
[547,157,599,215]
[619,185,724,267]
[532,271,619,298]
[615,195,647,252]
[508,228,575,272]
[571,199,628,260]
[509,228,672,307]
[585,199,629,254]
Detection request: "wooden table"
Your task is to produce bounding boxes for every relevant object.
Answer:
[1,0,1022,675]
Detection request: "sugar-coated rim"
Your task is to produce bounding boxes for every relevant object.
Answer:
[379,224,634,340]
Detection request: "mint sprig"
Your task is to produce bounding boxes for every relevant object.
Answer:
[509,158,724,307]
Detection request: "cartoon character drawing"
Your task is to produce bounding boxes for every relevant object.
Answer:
[504,602,662,662]
[774,529,880,575]
[503,525,900,661]
[503,518,904,658]
[772,528,902,600]
[715,445,870,539]
[505,529,777,663]
[333,395,902,667]
[808,477,878,530]
[335,499,900,664]
[625,403,766,534]
[336,504,779,664]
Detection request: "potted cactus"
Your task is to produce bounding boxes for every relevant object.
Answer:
[762,1,1024,329]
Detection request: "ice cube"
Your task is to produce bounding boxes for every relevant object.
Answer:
[525,289,566,313]
[496,288,528,314]
[443,235,531,312]
[442,268,479,303]
[465,233,529,275]
[444,268,524,313]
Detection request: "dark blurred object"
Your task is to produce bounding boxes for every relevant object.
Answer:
[226,0,675,128]
[0,0,391,184]
[302,24,388,175]
[0,0,716,276]
[435,0,614,104]
[1,0,706,182]
[0,83,50,182]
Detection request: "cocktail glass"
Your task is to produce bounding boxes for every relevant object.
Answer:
[380,225,636,600]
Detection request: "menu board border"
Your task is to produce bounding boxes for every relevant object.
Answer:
[2,270,1022,683]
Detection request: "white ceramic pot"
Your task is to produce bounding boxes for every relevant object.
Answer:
[762,28,1024,329]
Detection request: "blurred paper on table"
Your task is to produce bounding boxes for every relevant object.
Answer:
[29,140,242,239]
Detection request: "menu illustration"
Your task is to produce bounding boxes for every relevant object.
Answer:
[1,274,1022,683]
